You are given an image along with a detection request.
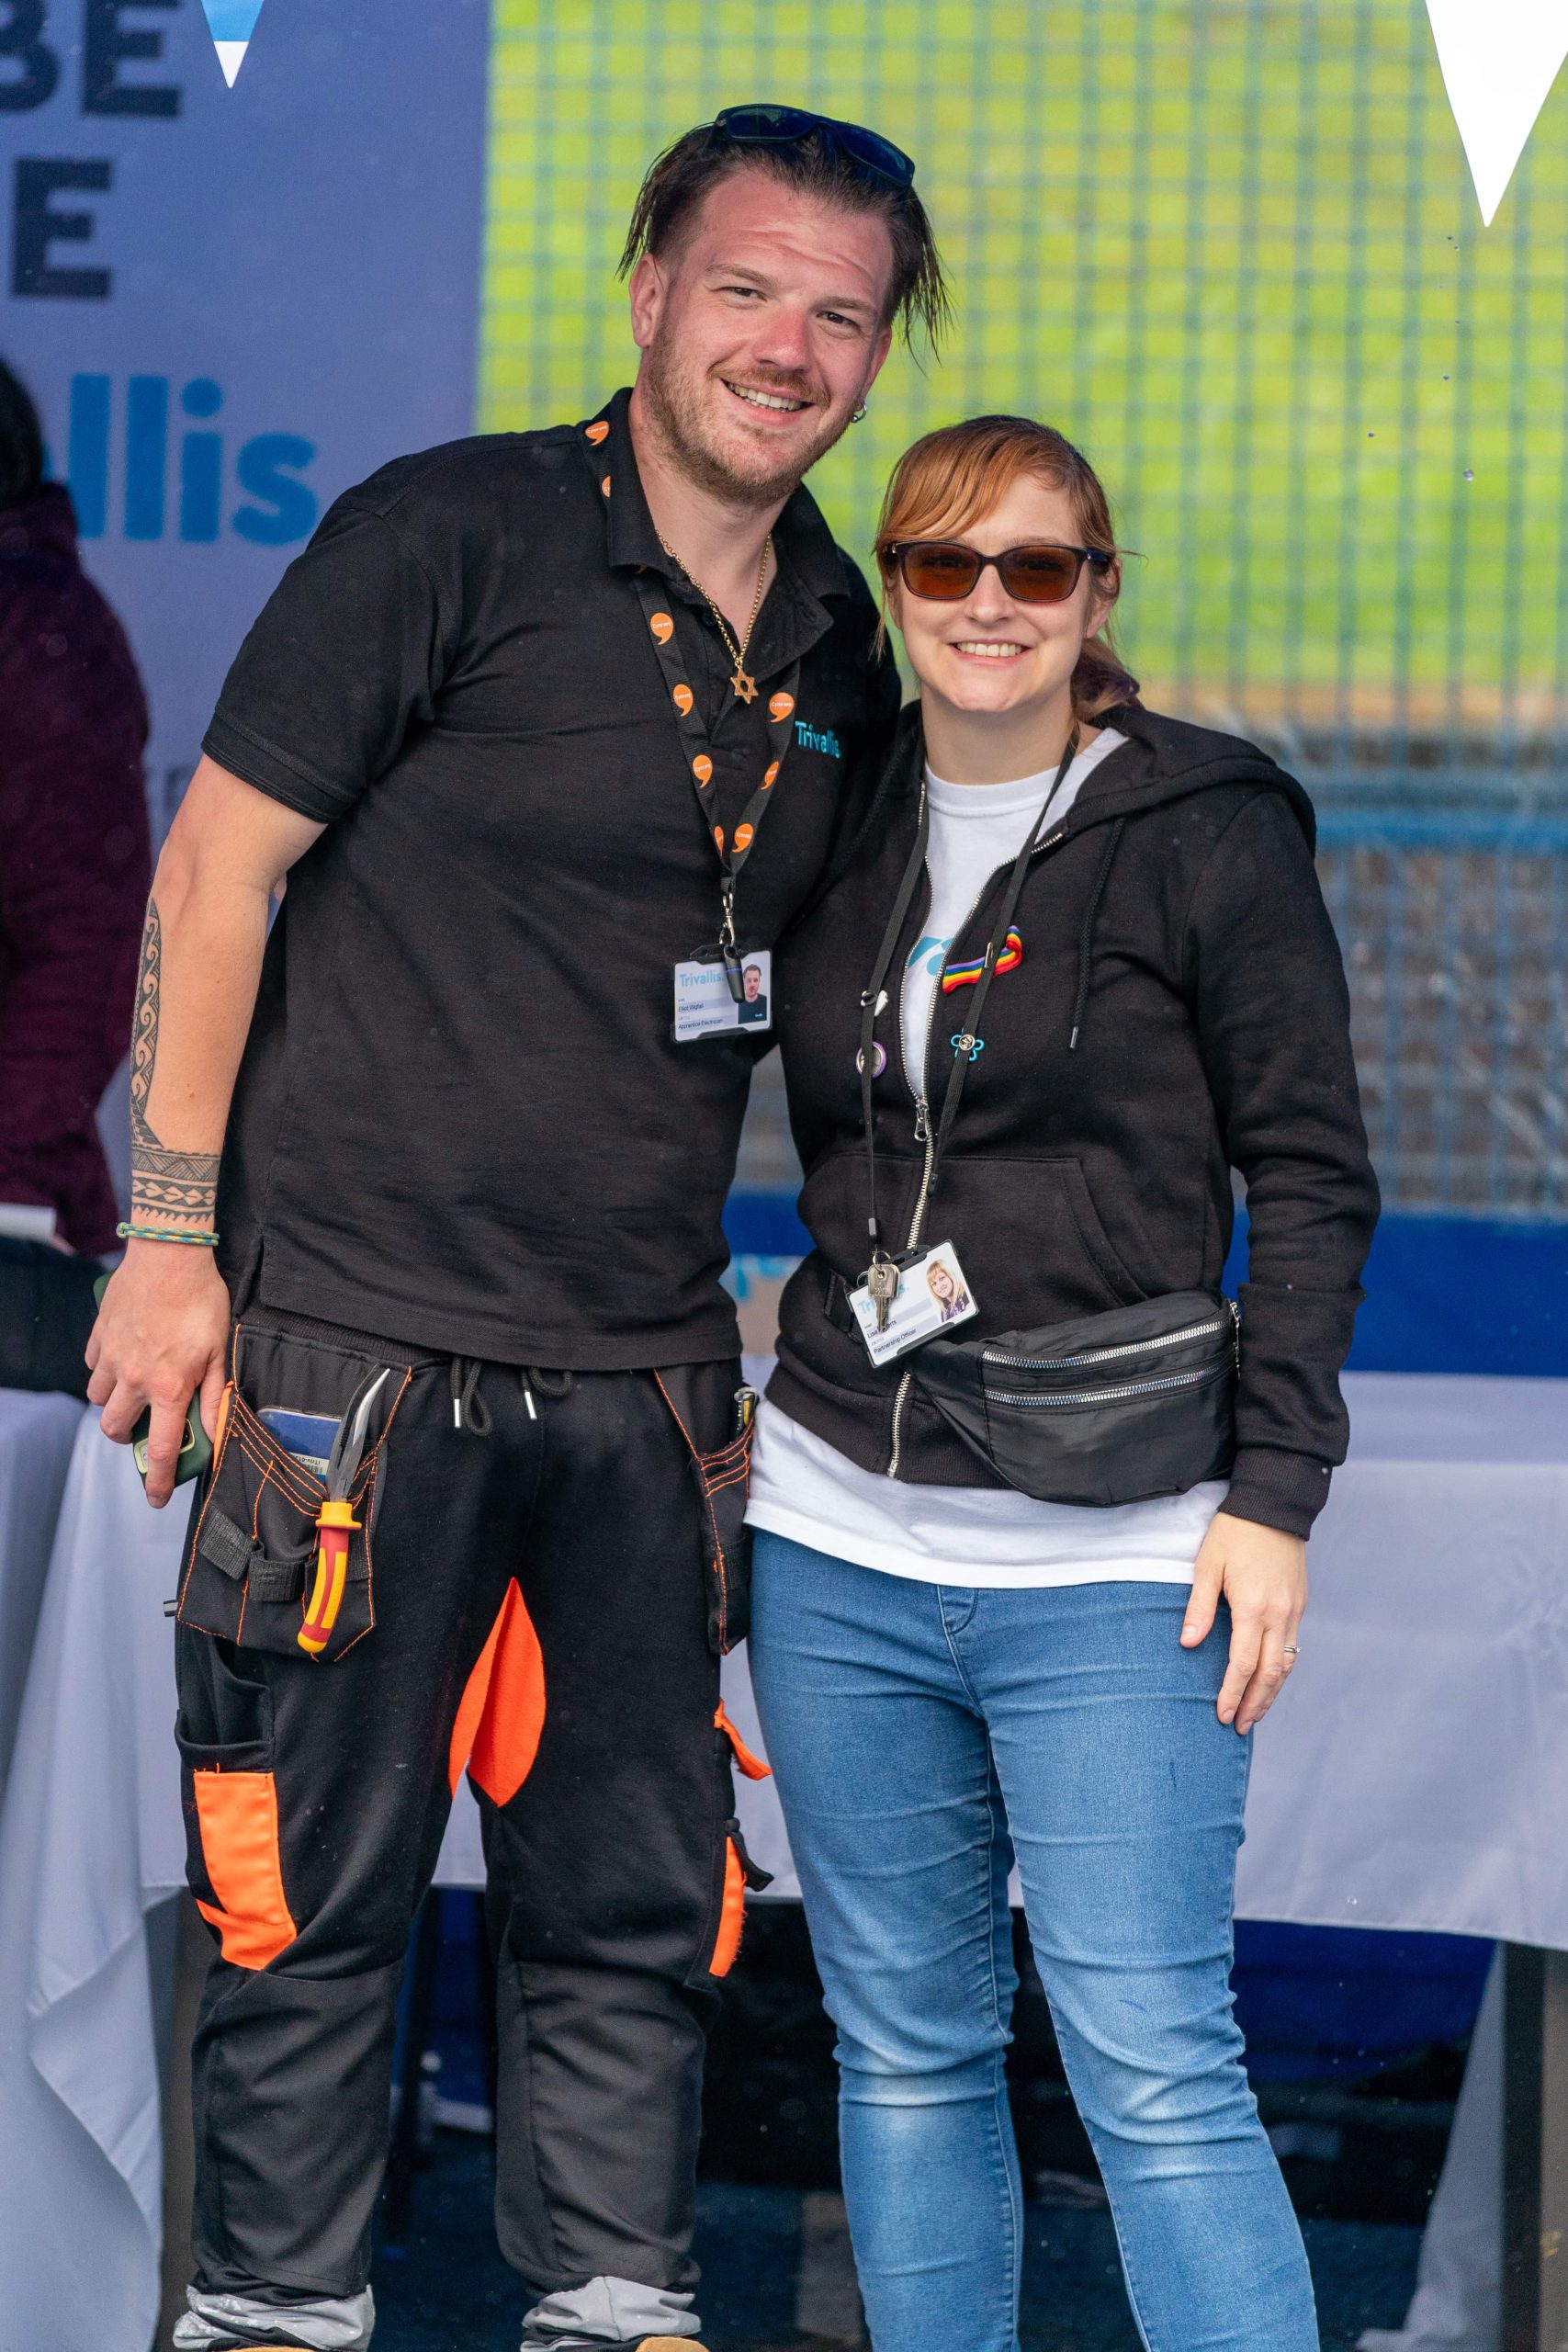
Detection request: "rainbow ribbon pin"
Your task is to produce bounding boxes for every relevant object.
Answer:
[941,929,1023,995]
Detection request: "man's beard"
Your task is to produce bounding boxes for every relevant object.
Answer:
[640,333,852,508]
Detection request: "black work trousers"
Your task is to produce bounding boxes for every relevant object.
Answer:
[174,1311,755,2304]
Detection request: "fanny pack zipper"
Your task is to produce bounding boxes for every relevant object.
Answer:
[987,1363,1229,1408]
[984,1310,1232,1373]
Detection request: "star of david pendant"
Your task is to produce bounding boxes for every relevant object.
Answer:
[731,669,759,704]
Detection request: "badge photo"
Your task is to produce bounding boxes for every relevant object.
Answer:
[672,948,773,1043]
[850,1242,979,1366]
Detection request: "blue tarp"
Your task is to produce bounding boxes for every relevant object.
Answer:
[724,1197,1568,1378]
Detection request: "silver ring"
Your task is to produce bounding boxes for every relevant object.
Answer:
[1282,1645,1301,1657]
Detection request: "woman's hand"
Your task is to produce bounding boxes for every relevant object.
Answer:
[1180,1511,1307,1734]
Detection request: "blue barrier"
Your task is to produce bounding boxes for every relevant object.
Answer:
[727,1193,1568,1377]
[1232,1923,1492,2081]
[1224,1209,1568,1377]
[724,1192,810,1259]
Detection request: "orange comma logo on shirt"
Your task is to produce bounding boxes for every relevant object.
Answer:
[734,822,755,852]
[649,611,674,643]
[584,421,610,444]
[763,761,780,786]
[769,692,795,722]
[673,684,694,715]
[693,755,714,785]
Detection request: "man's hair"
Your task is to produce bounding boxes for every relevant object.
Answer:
[0,357,45,513]
[620,122,950,349]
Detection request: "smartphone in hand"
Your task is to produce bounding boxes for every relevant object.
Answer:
[92,1273,214,1487]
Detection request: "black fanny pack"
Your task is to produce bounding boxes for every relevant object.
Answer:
[908,1289,1238,1508]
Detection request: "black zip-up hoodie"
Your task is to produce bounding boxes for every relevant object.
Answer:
[767,701,1380,1538]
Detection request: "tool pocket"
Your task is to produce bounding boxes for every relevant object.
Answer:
[654,1366,754,1654]
[176,1320,411,1664]
[691,1427,754,1656]
[175,1644,295,1971]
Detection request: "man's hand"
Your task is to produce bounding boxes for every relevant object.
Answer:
[1180,1510,1306,1735]
[86,1241,231,1508]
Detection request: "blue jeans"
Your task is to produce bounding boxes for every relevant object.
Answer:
[748,1535,1316,2352]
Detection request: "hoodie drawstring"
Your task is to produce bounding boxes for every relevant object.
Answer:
[451,1357,492,1435]
[451,1358,573,1434]
[1068,818,1125,1052]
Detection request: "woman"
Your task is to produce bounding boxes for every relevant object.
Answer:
[925,1257,969,1322]
[744,416,1378,2352]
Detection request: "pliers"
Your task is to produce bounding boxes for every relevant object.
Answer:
[298,1368,389,1658]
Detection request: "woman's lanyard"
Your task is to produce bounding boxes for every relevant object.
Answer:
[856,729,1080,1317]
[633,571,799,1001]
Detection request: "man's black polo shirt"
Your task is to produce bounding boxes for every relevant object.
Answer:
[204,389,899,1367]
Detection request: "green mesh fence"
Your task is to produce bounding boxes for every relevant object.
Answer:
[480,4,1568,1216]
[481,0,1568,783]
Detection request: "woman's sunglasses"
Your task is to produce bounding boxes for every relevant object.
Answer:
[883,540,1113,605]
[710,104,917,189]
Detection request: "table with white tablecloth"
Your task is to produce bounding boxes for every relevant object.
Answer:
[0,1387,86,1790]
[2,1370,1565,2350]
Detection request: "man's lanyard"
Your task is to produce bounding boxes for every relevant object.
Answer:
[856,730,1080,1279]
[632,571,800,1000]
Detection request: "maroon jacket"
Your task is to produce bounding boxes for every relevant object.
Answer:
[0,486,151,1254]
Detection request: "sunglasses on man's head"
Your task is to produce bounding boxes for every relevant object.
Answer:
[882,540,1113,605]
[711,104,917,189]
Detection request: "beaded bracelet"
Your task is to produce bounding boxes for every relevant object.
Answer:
[116,1222,220,1248]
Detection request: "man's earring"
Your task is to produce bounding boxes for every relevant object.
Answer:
[851,403,868,424]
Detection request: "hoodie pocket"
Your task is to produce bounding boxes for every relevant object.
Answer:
[923,1154,1146,1317]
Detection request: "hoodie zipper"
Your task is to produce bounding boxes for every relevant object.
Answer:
[886,820,1069,1479]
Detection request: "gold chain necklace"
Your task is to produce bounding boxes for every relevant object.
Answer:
[654,530,773,704]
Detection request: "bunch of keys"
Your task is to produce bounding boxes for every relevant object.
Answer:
[864,1254,901,1333]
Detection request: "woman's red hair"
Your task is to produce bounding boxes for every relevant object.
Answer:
[874,415,1140,721]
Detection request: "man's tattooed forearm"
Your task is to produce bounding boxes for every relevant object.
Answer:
[130,1167,220,1218]
[130,899,163,1151]
[128,897,220,1227]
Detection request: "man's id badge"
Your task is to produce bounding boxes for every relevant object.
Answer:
[850,1242,978,1367]
[672,948,773,1043]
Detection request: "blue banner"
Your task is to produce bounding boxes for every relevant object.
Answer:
[1,0,491,833]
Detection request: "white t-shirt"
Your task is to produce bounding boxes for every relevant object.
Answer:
[747,727,1229,1589]
[900,729,1125,1094]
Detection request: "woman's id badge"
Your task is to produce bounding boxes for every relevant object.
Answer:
[672,949,773,1042]
[850,1243,978,1366]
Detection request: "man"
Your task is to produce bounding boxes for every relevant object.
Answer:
[736,962,769,1025]
[87,109,945,2352]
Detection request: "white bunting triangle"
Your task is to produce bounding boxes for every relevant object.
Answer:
[1426,0,1568,224]
[199,0,265,87]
